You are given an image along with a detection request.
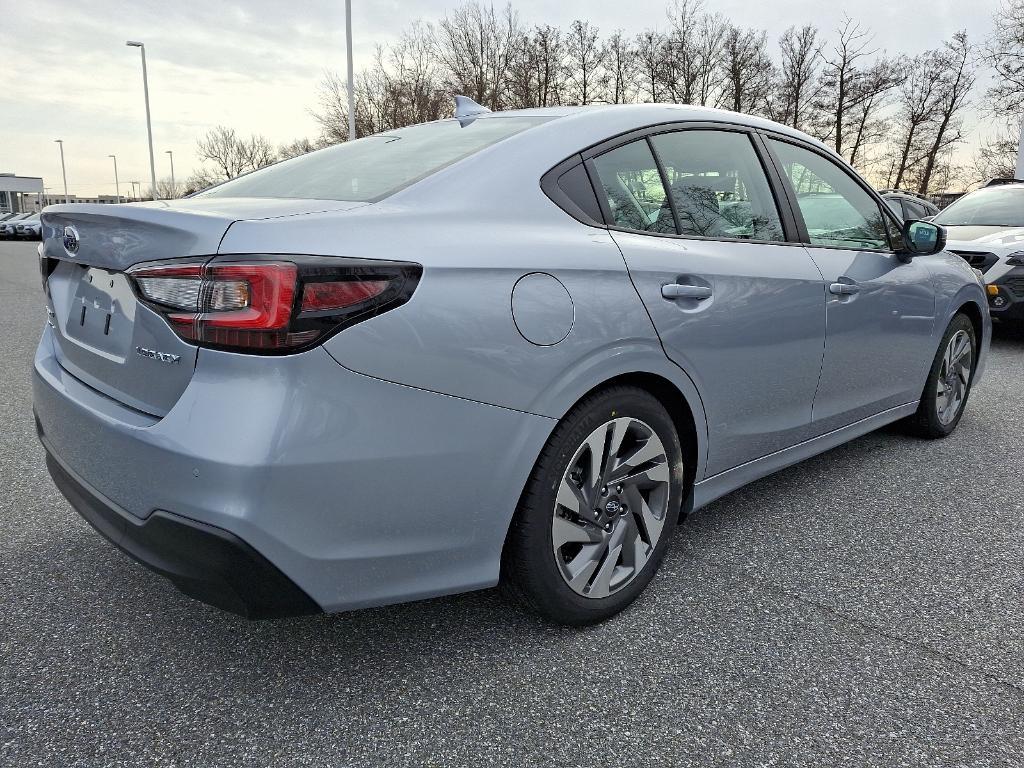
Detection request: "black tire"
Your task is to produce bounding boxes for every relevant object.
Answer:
[501,386,685,625]
[902,313,976,439]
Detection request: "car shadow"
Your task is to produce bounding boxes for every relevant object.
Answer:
[991,320,1024,349]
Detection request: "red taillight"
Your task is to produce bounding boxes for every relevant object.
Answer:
[128,256,420,354]
[301,280,388,312]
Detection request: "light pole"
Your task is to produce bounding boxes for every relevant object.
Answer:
[108,154,121,203]
[165,149,176,198]
[54,139,69,203]
[126,41,157,200]
[345,0,355,141]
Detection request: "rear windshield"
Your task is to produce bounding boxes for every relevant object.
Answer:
[933,186,1024,227]
[197,116,551,202]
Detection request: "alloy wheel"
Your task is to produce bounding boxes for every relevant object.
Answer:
[935,329,972,426]
[551,417,671,598]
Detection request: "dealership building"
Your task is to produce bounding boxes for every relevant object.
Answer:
[0,174,124,212]
[0,173,44,213]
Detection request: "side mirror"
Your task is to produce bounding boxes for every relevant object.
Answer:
[900,220,946,257]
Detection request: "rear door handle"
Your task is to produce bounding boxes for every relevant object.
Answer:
[829,282,861,296]
[662,283,713,300]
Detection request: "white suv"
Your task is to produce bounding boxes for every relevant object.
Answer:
[933,181,1024,328]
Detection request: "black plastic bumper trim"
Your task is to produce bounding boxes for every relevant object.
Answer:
[45,452,321,620]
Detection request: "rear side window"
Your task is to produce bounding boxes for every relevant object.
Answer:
[650,130,785,241]
[198,116,550,202]
[769,139,890,250]
[903,199,930,220]
[591,141,676,234]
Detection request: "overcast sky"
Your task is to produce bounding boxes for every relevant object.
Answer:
[0,0,1000,197]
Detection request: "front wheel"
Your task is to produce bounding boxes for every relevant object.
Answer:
[502,386,684,625]
[903,313,976,438]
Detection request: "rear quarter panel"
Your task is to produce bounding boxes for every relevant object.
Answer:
[924,251,992,382]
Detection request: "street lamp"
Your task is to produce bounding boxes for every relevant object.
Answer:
[54,139,69,203]
[345,0,355,141]
[126,40,157,200]
[165,149,176,198]
[108,154,121,203]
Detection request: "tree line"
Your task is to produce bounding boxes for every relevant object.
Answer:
[182,0,1024,197]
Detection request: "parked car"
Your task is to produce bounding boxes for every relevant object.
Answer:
[881,189,940,221]
[33,101,990,625]
[13,212,41,240]
[0,212,33,239]
[932,180,1024,329]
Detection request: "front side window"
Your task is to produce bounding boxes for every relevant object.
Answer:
[198,116,550,202]
[769,139,890,250]
[650,130,785,241]
[591,141,675,234]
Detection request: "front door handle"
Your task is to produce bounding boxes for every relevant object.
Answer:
[829,282,861,296]
[662,283,713,300]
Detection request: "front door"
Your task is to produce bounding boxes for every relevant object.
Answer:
[589,128,827,477]
[765,138,936,434]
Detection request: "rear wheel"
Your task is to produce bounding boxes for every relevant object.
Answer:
[903,313,976,438]
[502,387,684,625]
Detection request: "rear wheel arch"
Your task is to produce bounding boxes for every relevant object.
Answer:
[510,371,702,538]
[955,300,984,369]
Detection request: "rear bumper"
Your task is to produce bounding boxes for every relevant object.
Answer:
[33,326,554,615]
[44,450,320,619]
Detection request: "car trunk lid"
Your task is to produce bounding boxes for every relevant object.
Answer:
[39,199,366,416]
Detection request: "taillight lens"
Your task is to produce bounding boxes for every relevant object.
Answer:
[128,256,421,354]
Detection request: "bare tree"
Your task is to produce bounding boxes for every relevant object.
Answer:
[718,24,774,115]
[844,59,903,169]
[918,32,976,193]
[564,20,608,104]
[889,51,944,189]
[660,1,726,106]
[195,126,276,181]
[278,138,318,160]
[773,25,821,130]
[604,30,637,104]
[813,17,899,163]
[986,0,1024,114]
[434,2,522,110]
[312,22,447,143]
[635,29,667,102]
[153,177,183,199]
[506,24,568,108]
[974,132,1018,181]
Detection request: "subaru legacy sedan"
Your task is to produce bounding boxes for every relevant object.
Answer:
[34,102,989,625]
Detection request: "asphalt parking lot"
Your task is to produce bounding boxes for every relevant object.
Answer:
[1,238,1022,767]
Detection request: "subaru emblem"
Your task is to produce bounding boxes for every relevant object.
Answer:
[62,225,80,256]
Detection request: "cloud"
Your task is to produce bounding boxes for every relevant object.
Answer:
[0,0,996,195]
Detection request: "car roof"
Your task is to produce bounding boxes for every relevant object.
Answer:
[474,103,833,155]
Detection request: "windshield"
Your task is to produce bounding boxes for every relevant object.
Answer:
[197,116,551,202]
[933,186,1024,227]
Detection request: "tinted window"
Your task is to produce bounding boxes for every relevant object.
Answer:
[884,197,904,218]
[903,199,929,220]
[769,139,890,250]
[592,141,675,234]
[650,130,784,241]
[933,185,1024,227]
[198,117,550,202]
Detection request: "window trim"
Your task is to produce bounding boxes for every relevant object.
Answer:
[758,131,905,254]
[583,121,802,247]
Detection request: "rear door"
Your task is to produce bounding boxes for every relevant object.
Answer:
[763,137,935,434]
[588,126,827,477]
